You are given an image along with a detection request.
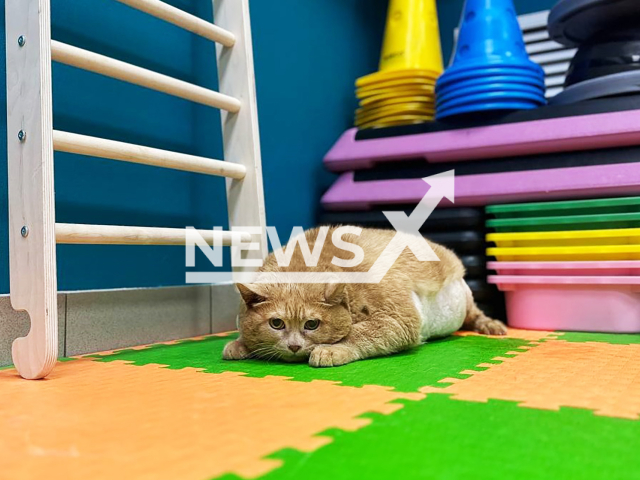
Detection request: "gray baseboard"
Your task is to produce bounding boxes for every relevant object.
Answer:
[0,283,240,366]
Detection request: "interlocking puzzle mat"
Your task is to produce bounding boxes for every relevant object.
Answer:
[2,328,640,480]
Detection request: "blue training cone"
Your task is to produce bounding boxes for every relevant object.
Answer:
[449,0,540,70]
[436,0,546,120]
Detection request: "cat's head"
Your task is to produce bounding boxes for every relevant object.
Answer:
[235,282,352,362]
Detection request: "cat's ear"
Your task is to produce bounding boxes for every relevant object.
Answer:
[324,283,347,305]
[236,283,267,307]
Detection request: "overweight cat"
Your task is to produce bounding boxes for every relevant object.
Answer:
[223,227,506,367]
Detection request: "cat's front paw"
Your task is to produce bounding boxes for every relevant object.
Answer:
[222,339,250,360]
[309,345,357,368]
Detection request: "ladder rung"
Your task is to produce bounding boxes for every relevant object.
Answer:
[53,130,246,179]
[51,40,241,112]
[116,0,235,47]
[55,223,250,246]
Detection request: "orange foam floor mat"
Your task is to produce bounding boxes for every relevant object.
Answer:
[1,329,639,480]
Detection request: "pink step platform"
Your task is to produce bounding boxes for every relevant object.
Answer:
[324,110,640,172]
[321,163,640,210]
[487,261,640,276]
[489,275,640,333]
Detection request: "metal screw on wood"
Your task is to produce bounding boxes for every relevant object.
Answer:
[17,35,25,47]
[18,130,26,142]
[21,226,29,238]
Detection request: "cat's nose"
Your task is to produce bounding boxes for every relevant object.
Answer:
[288,345,301,353]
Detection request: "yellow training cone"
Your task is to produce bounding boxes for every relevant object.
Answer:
[360,94,435,107]
[379,0,444,74]
[356,85,436,100]
[356,69,439,88]
[356,103,436,122]
[357,114,434,129]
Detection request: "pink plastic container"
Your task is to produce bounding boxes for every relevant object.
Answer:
[489,275,640,332]
[487,261,640,276]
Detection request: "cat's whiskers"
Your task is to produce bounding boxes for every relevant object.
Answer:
[250,343,282,362]
[265,351,282,363]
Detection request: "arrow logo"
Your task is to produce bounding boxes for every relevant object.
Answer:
[186,170,456,284]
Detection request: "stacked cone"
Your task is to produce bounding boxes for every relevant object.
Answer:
[435,0,546,120]
[355,0,443,129]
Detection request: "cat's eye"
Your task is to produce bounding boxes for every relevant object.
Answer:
[269,318,285,330]
[304,319,320,331]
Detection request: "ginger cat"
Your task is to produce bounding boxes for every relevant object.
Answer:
[223,227,506,367]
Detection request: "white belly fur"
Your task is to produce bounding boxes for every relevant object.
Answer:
[412,279,468,341]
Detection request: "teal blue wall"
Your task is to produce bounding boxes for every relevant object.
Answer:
[0,0,387,292]
[0,0,561,293]
[437,0,559,63]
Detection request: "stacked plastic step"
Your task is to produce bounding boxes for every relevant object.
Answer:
[321,0,640,211]
[317,0,640,327]
[486,196,640,332]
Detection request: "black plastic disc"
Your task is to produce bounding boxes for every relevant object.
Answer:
[549,0,640,47]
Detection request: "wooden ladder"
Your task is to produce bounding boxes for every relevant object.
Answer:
[5,0,267,379]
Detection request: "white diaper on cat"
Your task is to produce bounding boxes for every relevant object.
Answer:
[412,279,468,341]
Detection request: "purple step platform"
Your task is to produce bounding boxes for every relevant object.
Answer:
[324,110,640,172]
[321,163,640,210]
